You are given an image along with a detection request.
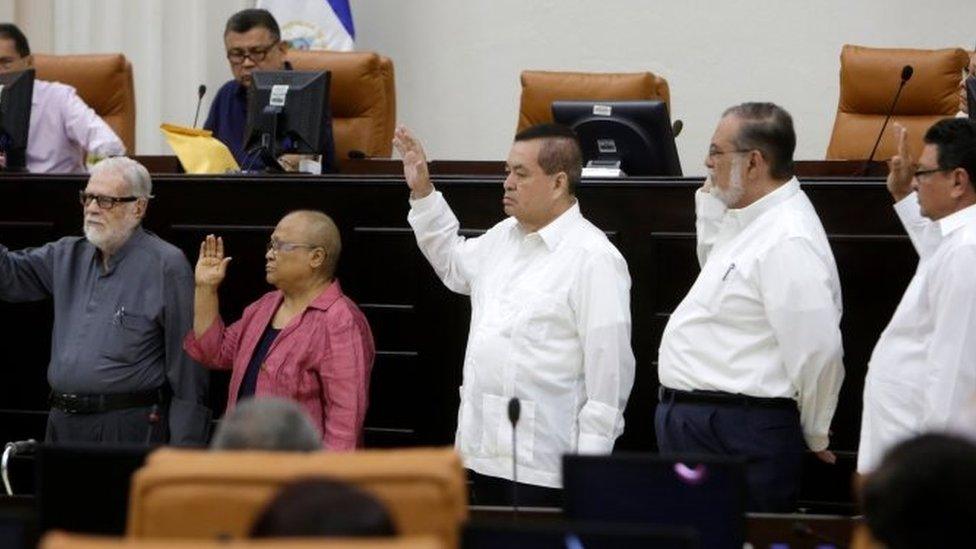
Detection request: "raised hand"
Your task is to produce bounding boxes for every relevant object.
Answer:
[392,125,434,199]
[886,124,915,202]
[195,234,231,288]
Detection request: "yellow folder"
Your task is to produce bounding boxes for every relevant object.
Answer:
[159,123,239,174]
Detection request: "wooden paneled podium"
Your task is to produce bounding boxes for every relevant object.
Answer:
[0,159,904,511]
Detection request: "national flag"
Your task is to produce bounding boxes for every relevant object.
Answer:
[257,0,355,51]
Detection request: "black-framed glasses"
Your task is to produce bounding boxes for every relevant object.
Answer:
[266,239,322,254]
[707,147,754,160]
[913,166,955,181]
[226,42,279,65]
[79,192,139,209]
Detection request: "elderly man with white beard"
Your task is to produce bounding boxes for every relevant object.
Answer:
[0,157,210,445]
[655,103,845,512]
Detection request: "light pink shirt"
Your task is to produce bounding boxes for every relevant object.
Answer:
[28,80,126,174]
[183,280,375,451]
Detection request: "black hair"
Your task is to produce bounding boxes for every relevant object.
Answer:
[514,123,583,193]
[861,433,976,549]
[224,9,281,42]
[722,102,796,180]
[0,23,30,57]
[924,117,976,189]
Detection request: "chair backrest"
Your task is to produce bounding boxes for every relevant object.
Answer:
[41,531,443,549]
[126,447,466,548]
[287,50,396,161]
[826,44,969,160]
[517,70,671,133]
[31,53,136,153]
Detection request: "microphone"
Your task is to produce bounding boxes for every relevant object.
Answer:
[193,84,207,128]
[672,119,684,138]
[508,397,521,517]
[860,65,913,176]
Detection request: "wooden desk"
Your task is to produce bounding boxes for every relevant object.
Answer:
[0,172,909,509]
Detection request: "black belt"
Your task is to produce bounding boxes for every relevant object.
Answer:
[658,386,796,410]
[50,389,165,414]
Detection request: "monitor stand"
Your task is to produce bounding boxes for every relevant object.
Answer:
[582,159,625,178]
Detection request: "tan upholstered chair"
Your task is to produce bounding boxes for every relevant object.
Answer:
[41,531,443,549]
[31,53,137,153]
[287,50,396,161]
[517,70,671,133]
[127,447,466,548]
[826,45,970,160]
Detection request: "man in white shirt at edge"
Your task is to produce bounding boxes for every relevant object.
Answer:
[858,118,976,474]
[656,102,844,512]
[393,123,635,506]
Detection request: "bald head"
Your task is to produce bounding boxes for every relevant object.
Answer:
[282,210,342,277]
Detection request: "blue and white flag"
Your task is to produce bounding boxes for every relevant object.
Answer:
[257,0,355,51]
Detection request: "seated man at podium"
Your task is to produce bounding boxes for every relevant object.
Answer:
[394,124,635,506]
[185,210,375,451]
[0,23,125,173]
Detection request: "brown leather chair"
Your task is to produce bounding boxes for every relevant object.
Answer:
[31,53,137,153]
[287,50,396,162]
[517,70,671,133]
[41,531,443,549]
[127,447,466,548]
[826,45,970,160]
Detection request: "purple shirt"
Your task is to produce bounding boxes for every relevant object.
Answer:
[28,80,126,174]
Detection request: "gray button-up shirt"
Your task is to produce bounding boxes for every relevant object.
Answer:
[0,226,210,444]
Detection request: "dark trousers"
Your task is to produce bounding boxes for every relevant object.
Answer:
[46,406,168,445]
[654,397,805,512]
[466,469,563,508]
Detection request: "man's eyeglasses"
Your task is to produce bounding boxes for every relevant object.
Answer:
[707,147,753,160]
[79,192,139,209]
[226,42,279,65]
[913,166,955,181]
[266,239,322,254]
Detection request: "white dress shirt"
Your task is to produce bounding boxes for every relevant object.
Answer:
[858,195,976,473]
[408,191,635,488]
[658,178,845,451]
[28,80,126,174]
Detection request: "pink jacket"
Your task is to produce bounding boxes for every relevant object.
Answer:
[184,280,375,450]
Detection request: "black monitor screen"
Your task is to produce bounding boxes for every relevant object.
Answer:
[463,520,698,549]
[244,70,335,172]
[552,100,681,177]
[35,444,150,535]
[0,68,35,171]
[563,454,745,549]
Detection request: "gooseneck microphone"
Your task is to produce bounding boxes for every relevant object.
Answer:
[672,119,684,138]
[860,65,914,176]
[508,397,521,517]
[193,84,207,128]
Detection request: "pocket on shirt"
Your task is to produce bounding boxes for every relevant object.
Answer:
[521,291,572,344]
[104,311,158,363]
[480,393,535,465]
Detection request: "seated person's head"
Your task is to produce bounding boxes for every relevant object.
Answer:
[266,210,341,290]
[861,433,976,549]
[250,477,396,538]
[505,124,582,231]
[223,8,288,88]
[210,396,321,451]
[0,23,31,74]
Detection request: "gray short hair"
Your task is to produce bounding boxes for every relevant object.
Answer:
[90,157,153,197]
[210,397,322,452]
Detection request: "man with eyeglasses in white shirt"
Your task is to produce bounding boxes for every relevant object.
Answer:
[656,102,845,512]
[393,123,635,506]
[858,118,976,474]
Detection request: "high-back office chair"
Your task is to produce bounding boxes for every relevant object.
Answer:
[826,45,970,161]
[517,70,671,133]
[126,447,466,548]
[287,50,396,162]
[31,53,137,153]
[41,531,444,549]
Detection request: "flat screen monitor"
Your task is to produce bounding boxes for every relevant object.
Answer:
[0,68,34,171]
[35,443,150,535]
[463,520,698,549]
[552,100,681,177]
[243,70,335,173]
[563,453,746,549]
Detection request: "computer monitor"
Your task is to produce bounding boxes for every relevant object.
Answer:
[552,100,681,177]
[243,70,335,173]
[463,520,698,549]
[0,68,35,172]
[563,453,746,549]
